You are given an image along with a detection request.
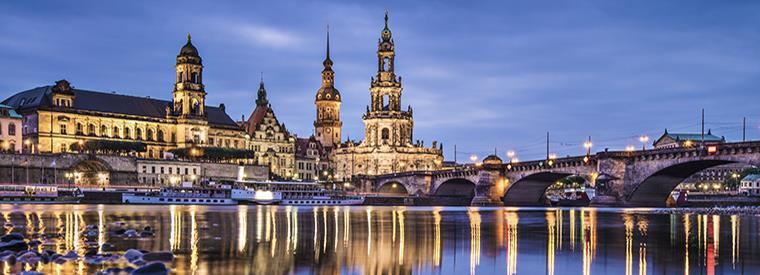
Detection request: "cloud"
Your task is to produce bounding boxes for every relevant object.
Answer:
[232,24,303,47]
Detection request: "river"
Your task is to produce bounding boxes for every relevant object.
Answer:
[0,204,756,274]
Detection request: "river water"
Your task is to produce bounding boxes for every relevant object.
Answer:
[0,204,757,274]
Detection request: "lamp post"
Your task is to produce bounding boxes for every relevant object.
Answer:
[583,137,593,163]
[639,135,650,151]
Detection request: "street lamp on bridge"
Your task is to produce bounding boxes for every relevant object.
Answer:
[639,135,650,150]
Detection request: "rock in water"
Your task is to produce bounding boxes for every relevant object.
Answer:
[0,240,28,252]
[130,262,169,275]
[0,233,24,242]
[141,252,174,262]
[123,249,144,263]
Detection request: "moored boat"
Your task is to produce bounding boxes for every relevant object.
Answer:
[240,180,364,206]
[121,185,255,205]
[0,185,83,204]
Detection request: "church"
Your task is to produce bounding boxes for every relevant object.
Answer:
[328,12,443,182]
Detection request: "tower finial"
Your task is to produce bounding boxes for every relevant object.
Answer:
[187,33,192,42]
[384,9,389,28]
[326,24,331,60]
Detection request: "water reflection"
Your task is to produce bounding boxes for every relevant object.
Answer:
[0,205,758,274]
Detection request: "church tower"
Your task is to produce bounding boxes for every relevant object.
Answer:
[314,27,342,148]
[171,34,209,147]
[363,11,414,147]
[172,34,206,119]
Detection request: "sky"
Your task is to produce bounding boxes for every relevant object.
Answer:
[1,1,760,162]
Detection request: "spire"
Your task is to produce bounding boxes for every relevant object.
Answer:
[381,9,392,41]
[256,76,269,106]
[323,25,333,67]
[187,33,192,42]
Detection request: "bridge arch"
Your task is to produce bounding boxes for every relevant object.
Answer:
[626,159,738,206]
[377,181,410,195]
[502,172,576,206]
[433,178,476,197]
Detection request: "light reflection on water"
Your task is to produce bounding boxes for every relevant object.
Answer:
[0,205,757,274]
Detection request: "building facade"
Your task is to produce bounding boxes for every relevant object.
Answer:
[295,136,330,181]
[0,105,22,153]
[653,129,725,149]
[241,81,296,178]
[2,35,246,158]
[332,12,443,181]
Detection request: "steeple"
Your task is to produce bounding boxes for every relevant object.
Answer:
[381,9,392,42]
[256,77,269,106]
[324,25,333,67]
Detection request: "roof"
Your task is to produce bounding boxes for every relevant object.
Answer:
[0,104,21,119]
[664,133,723,142]
[1,85,238,128]
[295,136,327,158]
[741,174,760,182]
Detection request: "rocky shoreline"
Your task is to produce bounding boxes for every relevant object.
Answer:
[0,222,172,275]
[647,206,760,216]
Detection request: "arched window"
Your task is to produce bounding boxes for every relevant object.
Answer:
[100,125,108,137]
[178,72,183,82]
[76,123,83,135]
[124,127,131,139]
[146,129,154,141]
[157,130,164,142]
[136,128,143,140]
[112,126,120,138]
[7,123,15,136]
[88,124,96,136]
[191,72,199,83]
[383,57,390,72]
[381,128,390,143]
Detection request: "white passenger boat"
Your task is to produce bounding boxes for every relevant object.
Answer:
[240,180,364,206]
[121,185,255,205]
[0,185,83,204]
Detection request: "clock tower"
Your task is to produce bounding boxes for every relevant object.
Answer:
[314,27,342,148]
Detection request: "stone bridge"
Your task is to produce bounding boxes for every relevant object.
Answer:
[359,141,760,207]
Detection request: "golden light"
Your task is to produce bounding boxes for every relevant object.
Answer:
[583,140,593,149]
[683,140,693,147]
[506,164,512,170]
[469,154,478,162]
[511,157,519,163]
[547,160,554,166]
[625,145,635,152]
[548,153,557,160]
[475,162,482,167]
[190,175,197,180]
[707,145,718,154]
[506,150,515,158]
[392,183,398,189]
[2,142,8,149]
[23,139,30,145]
[78,140,84,145]
[343,182,351,188]
[313,176,319,181]
[639,135,649,143]
[583,156,590,163]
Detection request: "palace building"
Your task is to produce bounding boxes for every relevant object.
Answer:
[240,80,296,178]
[331,12,443,181]
[1,35,248,160]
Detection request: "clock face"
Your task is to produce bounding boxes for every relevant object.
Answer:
[326,128,332,133]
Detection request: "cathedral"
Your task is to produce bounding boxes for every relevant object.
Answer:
[329,12,443,181]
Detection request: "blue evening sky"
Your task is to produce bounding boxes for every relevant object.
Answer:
[1,1,759,162]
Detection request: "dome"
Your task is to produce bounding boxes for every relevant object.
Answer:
[483,154,503,165]
[179,34,199,57]
[316,86,341,102]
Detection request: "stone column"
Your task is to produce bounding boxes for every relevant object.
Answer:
[471,166,505,206]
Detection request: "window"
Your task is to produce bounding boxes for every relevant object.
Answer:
[381,128,389,142]
[59,124,67,135]
[157,130,164,142]
[88,124,96,136]
[136,129,143,140]
[146,129,154,141]
[151,166,155,173]
[208,137,214,145]
[100,125,108,137]
[169,167,172,174]
[8,123,15,136]
[113,127,120,138]
[171,133,176,142]
[124,127,131,139]
[191,72,199,83]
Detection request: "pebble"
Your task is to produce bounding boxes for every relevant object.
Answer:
[123,249,144,263]
[0,239,29,252]
[0,233,25,242]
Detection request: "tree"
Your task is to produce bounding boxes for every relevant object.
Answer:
[723,167,760,190]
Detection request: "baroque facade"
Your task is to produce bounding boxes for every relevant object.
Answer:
[1,35,296,178]
[240,80,296,178]
[331,12,443,181]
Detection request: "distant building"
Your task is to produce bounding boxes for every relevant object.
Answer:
[653,129,724,149]
[0,104,22,153]
[295,136,330,181]
[739,174,760,196]
[240,81,296,178]
[678,163,749,190]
